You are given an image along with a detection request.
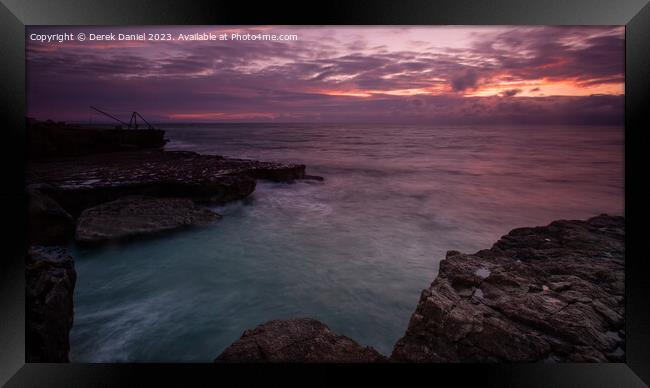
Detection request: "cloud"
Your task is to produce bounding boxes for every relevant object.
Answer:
[468,27,624,87]
[500,89,522,97]
[26,26,624,125]
[451,70,479,91]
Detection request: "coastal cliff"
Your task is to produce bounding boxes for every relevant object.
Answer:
[26,246,76,362]
[391,214,625,362]
[216,214,625,363]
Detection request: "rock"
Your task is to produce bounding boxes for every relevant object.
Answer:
[26,150,310,216]
[391,214,625,363]
[26,246,76,362]
[75,195,220,243]
[549,281,572,292]
[26,187,74,245]
[215,318,386,363]
[303,175,325,181]
[244,161,306,181]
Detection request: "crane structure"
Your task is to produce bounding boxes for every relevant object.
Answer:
[90,106,154,130]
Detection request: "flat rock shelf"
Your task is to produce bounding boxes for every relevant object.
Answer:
[75,196,222,244]
[26,149,310,217]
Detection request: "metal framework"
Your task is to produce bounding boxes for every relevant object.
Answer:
[90,106,154,129]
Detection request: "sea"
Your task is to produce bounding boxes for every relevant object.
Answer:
[68,123,624,361]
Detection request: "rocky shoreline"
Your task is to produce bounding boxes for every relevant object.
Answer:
[215,318,386,363]
[26,246,76,362]
[26,150,310,217]
[26,149,317,245]
[214,214,625,363]
[390,214,625,363]
[25,148,321,361]
[24,145,624,363]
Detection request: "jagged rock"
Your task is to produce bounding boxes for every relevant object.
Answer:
[26,187,74,244]
[26,246,76,362]
[215,318,386,363]
[26,150,308,216]
[391,214,625,363]
[75,195,220,243]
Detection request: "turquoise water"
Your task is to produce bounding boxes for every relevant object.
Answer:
[69,124,624,361]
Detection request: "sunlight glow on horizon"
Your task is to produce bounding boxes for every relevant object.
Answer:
[26,26,625,124]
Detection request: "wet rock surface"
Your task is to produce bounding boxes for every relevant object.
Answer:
[391,214,625,363]
[26,246,77,362]
[26,150,308,216]
[215,318,386,363]
[75,195,221,244]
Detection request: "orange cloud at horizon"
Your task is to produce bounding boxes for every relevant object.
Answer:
[316,77,623,99]
[466,78,624,97]
[319,84,453,98]
[26,26,625,125]
[168,112,279,121]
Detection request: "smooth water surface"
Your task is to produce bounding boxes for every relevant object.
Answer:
[70,123,624,361]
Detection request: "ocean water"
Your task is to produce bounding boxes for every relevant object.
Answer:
[69,123,624,362]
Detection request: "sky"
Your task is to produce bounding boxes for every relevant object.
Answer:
[26,26,624,125]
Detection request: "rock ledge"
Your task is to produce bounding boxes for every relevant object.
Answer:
[215,318,386,363]
[391,214,625,362]
[75,195,221,243]
[26,246,77,362]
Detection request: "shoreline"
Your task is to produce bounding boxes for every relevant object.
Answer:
[27,202,624,362]
[25,144,323,361]
[214,214,624,363]
[24,124,624,363]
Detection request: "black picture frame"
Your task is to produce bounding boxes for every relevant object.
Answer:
[1,0,648,386]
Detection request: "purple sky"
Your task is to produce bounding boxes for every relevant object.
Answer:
[26,26,624,125]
